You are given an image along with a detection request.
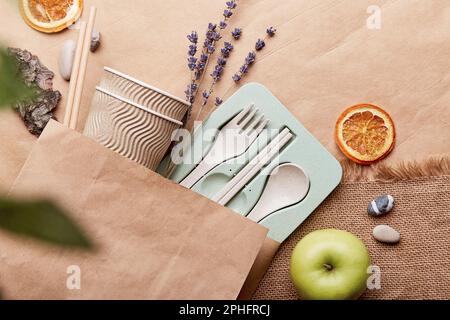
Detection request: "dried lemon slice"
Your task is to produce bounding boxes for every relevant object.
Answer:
[335,104,395,165]
[20,0,83,33]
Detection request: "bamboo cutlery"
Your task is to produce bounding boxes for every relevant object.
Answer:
[180,105,311,225]
[180,104,268,188]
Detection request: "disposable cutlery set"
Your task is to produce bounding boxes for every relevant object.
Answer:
[212,127,294,206]
[169,83,342,242]
[180,104,268,189]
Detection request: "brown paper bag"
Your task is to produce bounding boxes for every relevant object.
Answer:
[238,237,280,299]
[0,120,268,300]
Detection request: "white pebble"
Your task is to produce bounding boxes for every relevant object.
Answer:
[373,225,400,244]
[58,39,76,81]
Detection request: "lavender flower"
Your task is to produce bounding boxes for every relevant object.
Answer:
[203,36,216,54]
[211,65,225,81]
[232,73,241,82]
[184,1,239,120]
[245,52,256,64]
[187,56,197,71]
[239,64,249,74]
[201,90,211,106]
[188,44,197,56]
[187,31,198,44]
[185,83,198,103]
[221,42,234,58]
[224,42,234,51]
[200,53,208,63]
[266,26,277,37]
[195,63,206,80]
[223,9,233,18]
[231,28,242,40]
[206,30,221,41]
[226,1,237,9]
[215,97,223,106]
[255,39,265,51]
[208,23,217,31]
[207,45,215,54]
[196,53,208,75]
[217,57,227,66]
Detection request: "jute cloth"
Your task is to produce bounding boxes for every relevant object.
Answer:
[253,175,450,300]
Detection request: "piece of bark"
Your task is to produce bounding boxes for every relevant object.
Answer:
[7,47,61,136]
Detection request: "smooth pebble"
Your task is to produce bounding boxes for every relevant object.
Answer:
[373,225,400,244]
[368,194,394,216]
[58,39,76,81]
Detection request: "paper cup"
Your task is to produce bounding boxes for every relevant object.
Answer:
[100,67,190,122]
[83,87,182,171]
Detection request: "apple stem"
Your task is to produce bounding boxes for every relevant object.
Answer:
[323,263,333,271]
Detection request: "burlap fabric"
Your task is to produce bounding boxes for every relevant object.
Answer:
[253,175,450,300]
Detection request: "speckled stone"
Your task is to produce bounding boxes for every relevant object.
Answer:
[368,195,394,216]
[373,225,401,244]
[90,30,101,52]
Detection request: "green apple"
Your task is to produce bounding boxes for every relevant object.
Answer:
[290,229,370,300]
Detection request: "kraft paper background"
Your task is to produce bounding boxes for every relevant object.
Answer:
[0,0,449,299]
[1,0,449,191]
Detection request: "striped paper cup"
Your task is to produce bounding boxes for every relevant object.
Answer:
[83,87,182,171]
[100,67,190,122]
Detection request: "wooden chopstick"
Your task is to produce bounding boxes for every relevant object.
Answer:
[69,6,97,130]
[63,21,86,127]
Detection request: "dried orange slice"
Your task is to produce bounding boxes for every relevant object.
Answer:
[335,104,395,165]
[20,0,83,33]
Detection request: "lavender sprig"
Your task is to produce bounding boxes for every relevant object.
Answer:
[195,41,234,119]
[185,0,239,108]
[232,51,255,82]
[232,26,277,83]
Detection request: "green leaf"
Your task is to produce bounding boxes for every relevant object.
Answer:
[0,197,93,249]
[0,47,35,108]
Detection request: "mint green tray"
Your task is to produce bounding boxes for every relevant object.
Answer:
[169,83,342,243]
